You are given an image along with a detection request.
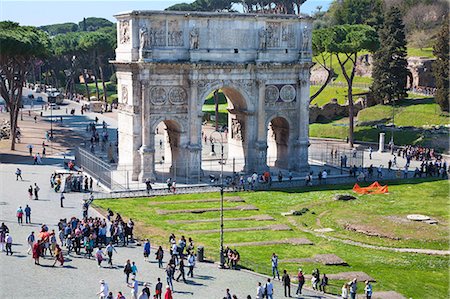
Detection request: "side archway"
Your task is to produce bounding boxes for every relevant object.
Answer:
[267,116,290,169]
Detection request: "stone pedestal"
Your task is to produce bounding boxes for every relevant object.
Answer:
[378,133,385,153]
[139,146,156,182]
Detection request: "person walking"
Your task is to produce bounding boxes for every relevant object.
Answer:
[16,206,24,225]
[5,233,13,255]
[27,231,35,254]
[131,261,138,278]
[106,242,117,267]
[165,264,174,291]
[60,192,65,208]
[145,178,152,195]
[124,259,133,283]
[175,258,186,283]
[225,289,232,299]
[15,168,23,181]
[155,278,163,299]
[265,278,274,299]
[364,280,373,299]
[256,282,264,299]
[187,252,195,278]
[97,280,109,299]
[128,276,139,299]
[28,185,33,200]
[52,244,64,267]
[271,253,280,280]
[320,273,329,293]
[164,286,173,299]
[34,183,40,200]
[281,269,291,297]
[32,240,42,265]
[24,205,31,223]
[95,247,105,267]
[296,268,305,296]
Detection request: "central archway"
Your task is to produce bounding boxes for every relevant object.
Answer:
[199,84,250,175]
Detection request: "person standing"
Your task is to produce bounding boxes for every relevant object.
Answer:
[27,231,35,254]
[142,282,151,298]
[156,246,164,268]
[15,168,23,180]
[145,178,152,195]
[97,280,109,299]
[364,280,373,299]
[155,278,163,299]
[341,283,349,299]
[271,253,280,280]
[28,185,33,200]
[320,273,329,293]
[281,269,291,297]
[296,268,305,296]
[24,205,31,223]
[225,289,232,299]
[348,278,357,299]
[5,233,13,255]
[16,206,24,225]
[128,276,139,299]
[124,259,133,283]
[32,240,42,265]
[187,252,195,278]
[265,278,274,299]
[106,242,117,267]
[143,239,151,261]
[60,192,65,208]
[34,183,40,200]
[256,282,264,299]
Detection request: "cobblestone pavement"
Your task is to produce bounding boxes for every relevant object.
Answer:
[0,161,336,299]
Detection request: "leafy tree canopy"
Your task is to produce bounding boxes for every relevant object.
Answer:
[166,0,235,12]
[78,17,113,32]
[324,24,379,55]
[39,22,78,36]
[327,0,384,28]
[0,21,50,58]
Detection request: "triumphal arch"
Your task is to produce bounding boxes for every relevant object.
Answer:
[112,11,312,181]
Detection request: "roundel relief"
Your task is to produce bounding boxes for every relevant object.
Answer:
[149,87,167,105]
[265,85,279,102]
[168,87,187,105]
[280,85,296,102]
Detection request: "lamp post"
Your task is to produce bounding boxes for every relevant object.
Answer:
[211,130,225,268]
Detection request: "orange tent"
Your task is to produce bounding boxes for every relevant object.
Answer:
[353,181,388,194]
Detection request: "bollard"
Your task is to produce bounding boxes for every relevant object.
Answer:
[197,246,204,262]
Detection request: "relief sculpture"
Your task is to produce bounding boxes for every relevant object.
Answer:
[139,26,149,49]
[168,20,183,47]
[302,25,312,52]
[190,28,199,49]
[231,119,244,142]
[119,20,130,44]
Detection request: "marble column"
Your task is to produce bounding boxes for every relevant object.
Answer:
[255,79,269,173]
[139,83,156,181]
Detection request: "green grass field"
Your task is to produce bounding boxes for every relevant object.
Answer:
[75,81,117,103]
[310,85,367,106]
[407,47,435,58]
[94,179,449,298]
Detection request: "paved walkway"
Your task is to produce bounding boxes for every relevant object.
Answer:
[0,161,335,299]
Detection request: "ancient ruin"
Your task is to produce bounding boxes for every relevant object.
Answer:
[112,11,312,181]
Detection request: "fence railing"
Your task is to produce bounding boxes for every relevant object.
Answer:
[75,146,114,189]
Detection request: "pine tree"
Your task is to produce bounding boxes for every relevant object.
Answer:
[370,6,408,104]
[432,18,449,112]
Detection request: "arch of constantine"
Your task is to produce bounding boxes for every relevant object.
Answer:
[112,11,312,181]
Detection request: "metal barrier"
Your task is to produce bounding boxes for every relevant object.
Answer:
[75,146,114,189]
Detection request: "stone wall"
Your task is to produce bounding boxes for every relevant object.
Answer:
[309,99,364,123]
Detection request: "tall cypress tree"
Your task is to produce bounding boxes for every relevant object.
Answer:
[432,18,449,112]
[370,6,408,104]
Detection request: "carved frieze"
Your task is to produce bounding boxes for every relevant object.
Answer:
[190,28,199,49]
[149,87,167,105]
[265,84,297,104]
[119,20,130,44]
[168,87,187,105]
[265,85,279,103]
[280,85,296,102]
[302,24,312,52]
[121,85,129,104]
[266,22,281,48]
[231,119,244,142]
[168,20,183,47]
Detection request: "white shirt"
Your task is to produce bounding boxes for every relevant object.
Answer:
[322,171,327,179]
[256,286,264,299]
[6,235,12,244]
[341,286,348,298]
[130,280,138,293]
[99,283,109,296]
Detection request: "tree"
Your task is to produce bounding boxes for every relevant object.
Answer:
[432,18,449,112]
[310,28,337,102]
[370,6,408,104]
[324,24,379,146]
[166,0,235,12]
[39,22,78,36]
[408,30,432,50]
[0,22,49,150]
[78,17,113,32]
[328,0,384,28]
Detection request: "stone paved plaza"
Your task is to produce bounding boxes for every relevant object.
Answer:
[0,160,335,299]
